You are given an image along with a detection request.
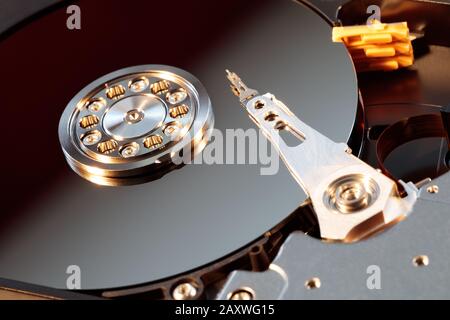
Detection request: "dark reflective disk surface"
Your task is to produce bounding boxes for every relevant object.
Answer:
[0,0,358,289]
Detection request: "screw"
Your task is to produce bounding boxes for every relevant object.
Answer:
[427,185,439,194]
[172,282,198,300]
[87,99,106,112]
[167,89,187,104]
[120,143,139,158]
[130,78,148,93]
[82,130,102,146]
[229,289,254,300]
[125,109,144,124]
[163,123,181,138]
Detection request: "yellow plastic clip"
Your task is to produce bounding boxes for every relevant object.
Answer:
[332,20,414,72]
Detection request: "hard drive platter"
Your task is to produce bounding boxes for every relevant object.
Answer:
[0,0,450,301]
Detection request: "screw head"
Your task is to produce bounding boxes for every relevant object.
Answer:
[427,185,439,194]
[167,89,188,104]
[82,130,102,146]
[172,282,198,300]
[87,99,106,112]
[129,77,149,93]
[120,143,140,158]
[229,289,254,300]
[163,122,182,139]
[124,109,144,124]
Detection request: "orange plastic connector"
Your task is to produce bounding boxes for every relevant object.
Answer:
[332,20,414,72]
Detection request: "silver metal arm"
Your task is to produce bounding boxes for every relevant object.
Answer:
[226,70,417,242]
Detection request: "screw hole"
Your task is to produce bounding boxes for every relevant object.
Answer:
[264,112,278,122]
[274,121,287,131]
[254,100,265,109]
[412,255,429,267]
[305,277,321,290]
[251,245,262,254]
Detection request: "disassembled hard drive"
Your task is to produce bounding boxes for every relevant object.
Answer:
[0,0,449,302]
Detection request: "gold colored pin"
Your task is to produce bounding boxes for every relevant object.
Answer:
[332,20,414,72]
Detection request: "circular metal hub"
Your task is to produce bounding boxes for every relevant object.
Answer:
[103,95,166,140]
[324,174,380,214]
[58,65,214,185]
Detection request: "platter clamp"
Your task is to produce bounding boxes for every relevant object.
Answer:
[58,65,214,186]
